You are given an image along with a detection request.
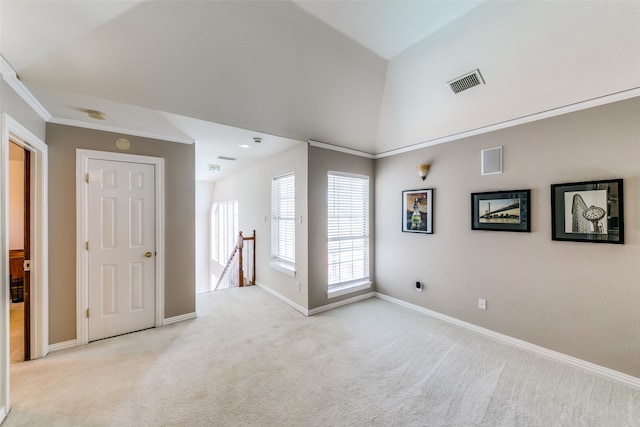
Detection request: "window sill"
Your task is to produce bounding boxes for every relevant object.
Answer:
[327,281,372,299]
[270,261,296,277]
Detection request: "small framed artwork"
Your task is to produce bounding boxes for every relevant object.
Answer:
[471,189,531,232]
[551,179,623,244]
[402,189,433,233]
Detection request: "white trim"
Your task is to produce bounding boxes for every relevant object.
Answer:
[76,150,165,345]
[375,292,640,390]
[0,406,6,424]
[0,57,51,121]
[163,312,197,326]
[1,113,49,417]
[269,260,296,277]
[49,117,194,145]
[47,339,78,353]
[327,281,372,299]
[309,291,375,315]
[375,88,640,159]
[255,282,309,316]
[308,139,375,159]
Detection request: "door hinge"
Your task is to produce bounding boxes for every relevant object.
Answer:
[85,173,90,183]
[85,241,89,251]
[86,308,90,318]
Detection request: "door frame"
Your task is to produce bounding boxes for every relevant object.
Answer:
[76,149,165,345]
[1,113,48,417]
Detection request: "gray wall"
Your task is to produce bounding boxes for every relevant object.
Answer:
[46,124,195,344]
[307,146,375,309]
[375,97,640,377]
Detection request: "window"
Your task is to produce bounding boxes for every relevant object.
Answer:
[327,172,370,295]
[210,200,238,266]
[271,173,295,274]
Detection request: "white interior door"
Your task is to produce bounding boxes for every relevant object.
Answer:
[87,159,155,341]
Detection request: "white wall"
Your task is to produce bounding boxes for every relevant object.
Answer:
[376,1,640,152]
[375,97,640,378]
[211,143,309,309]
[195,180,214,293]
[8,149,24,249]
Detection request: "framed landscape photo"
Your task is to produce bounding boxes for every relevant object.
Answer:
[402,189,433,234]
[551,179,624,244]
[471,189,531,232]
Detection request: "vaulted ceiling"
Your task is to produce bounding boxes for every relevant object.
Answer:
[2,1,639,180]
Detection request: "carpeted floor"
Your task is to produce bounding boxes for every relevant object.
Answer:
[4,286,640,426]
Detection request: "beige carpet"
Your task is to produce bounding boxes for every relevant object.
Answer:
[4,286,640,426]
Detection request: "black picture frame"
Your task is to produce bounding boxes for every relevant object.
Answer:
[402,189,433,234]
[551,179,623,244]
[471,189,531,232]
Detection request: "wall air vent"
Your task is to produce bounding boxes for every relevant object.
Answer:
[218,156,236,161]
[447,69,484,94]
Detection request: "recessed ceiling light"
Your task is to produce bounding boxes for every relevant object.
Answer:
[87,110,107,120]
[238,144,250,149]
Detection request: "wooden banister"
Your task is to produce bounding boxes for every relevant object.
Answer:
[215,230,256,291]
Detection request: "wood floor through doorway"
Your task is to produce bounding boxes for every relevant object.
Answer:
[9,301,24,363]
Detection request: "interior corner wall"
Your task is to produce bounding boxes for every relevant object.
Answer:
[307,146,375,310]
[374,97,640,378]
[195,180,215,293]
[210,143,309,310]
[46,123,196,343]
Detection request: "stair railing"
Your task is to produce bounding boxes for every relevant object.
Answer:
[215,230,256,290]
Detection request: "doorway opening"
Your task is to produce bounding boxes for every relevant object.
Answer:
[1,113,48,418]
[8,141,30,363]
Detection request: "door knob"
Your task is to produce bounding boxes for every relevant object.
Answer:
[144,251,153,258]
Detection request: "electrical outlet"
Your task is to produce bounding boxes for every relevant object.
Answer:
[478,298,487,310]
[415,281,423,292]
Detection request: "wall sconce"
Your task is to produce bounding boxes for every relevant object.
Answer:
[416,164,430,180]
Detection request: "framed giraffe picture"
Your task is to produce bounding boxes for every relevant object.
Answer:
[551,179,624,244]
[402,189,433,234]
[471,189,531,232]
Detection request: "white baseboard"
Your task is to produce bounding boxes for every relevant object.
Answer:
[255,282,309,315]
[48,339,78,353]
[308,292,375,315]
[47,315,196,353]
[256,282,376,317]
[375,292,640,390]
[163,312,197,326]
[0,406,6,424]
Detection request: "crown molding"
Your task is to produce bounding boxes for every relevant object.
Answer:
[375,87,640,159]
[49,117,195,144]
[308,139,375,159]
[1,55,51,121]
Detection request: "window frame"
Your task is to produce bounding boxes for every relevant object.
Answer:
[271,172,296,276]
[327,171,371,297]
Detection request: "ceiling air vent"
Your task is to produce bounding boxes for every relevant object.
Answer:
[447,69,484,94]
[218,156,236,161]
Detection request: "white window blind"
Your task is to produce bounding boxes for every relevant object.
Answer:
[328,172,369,289]
[272,173,295,266]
